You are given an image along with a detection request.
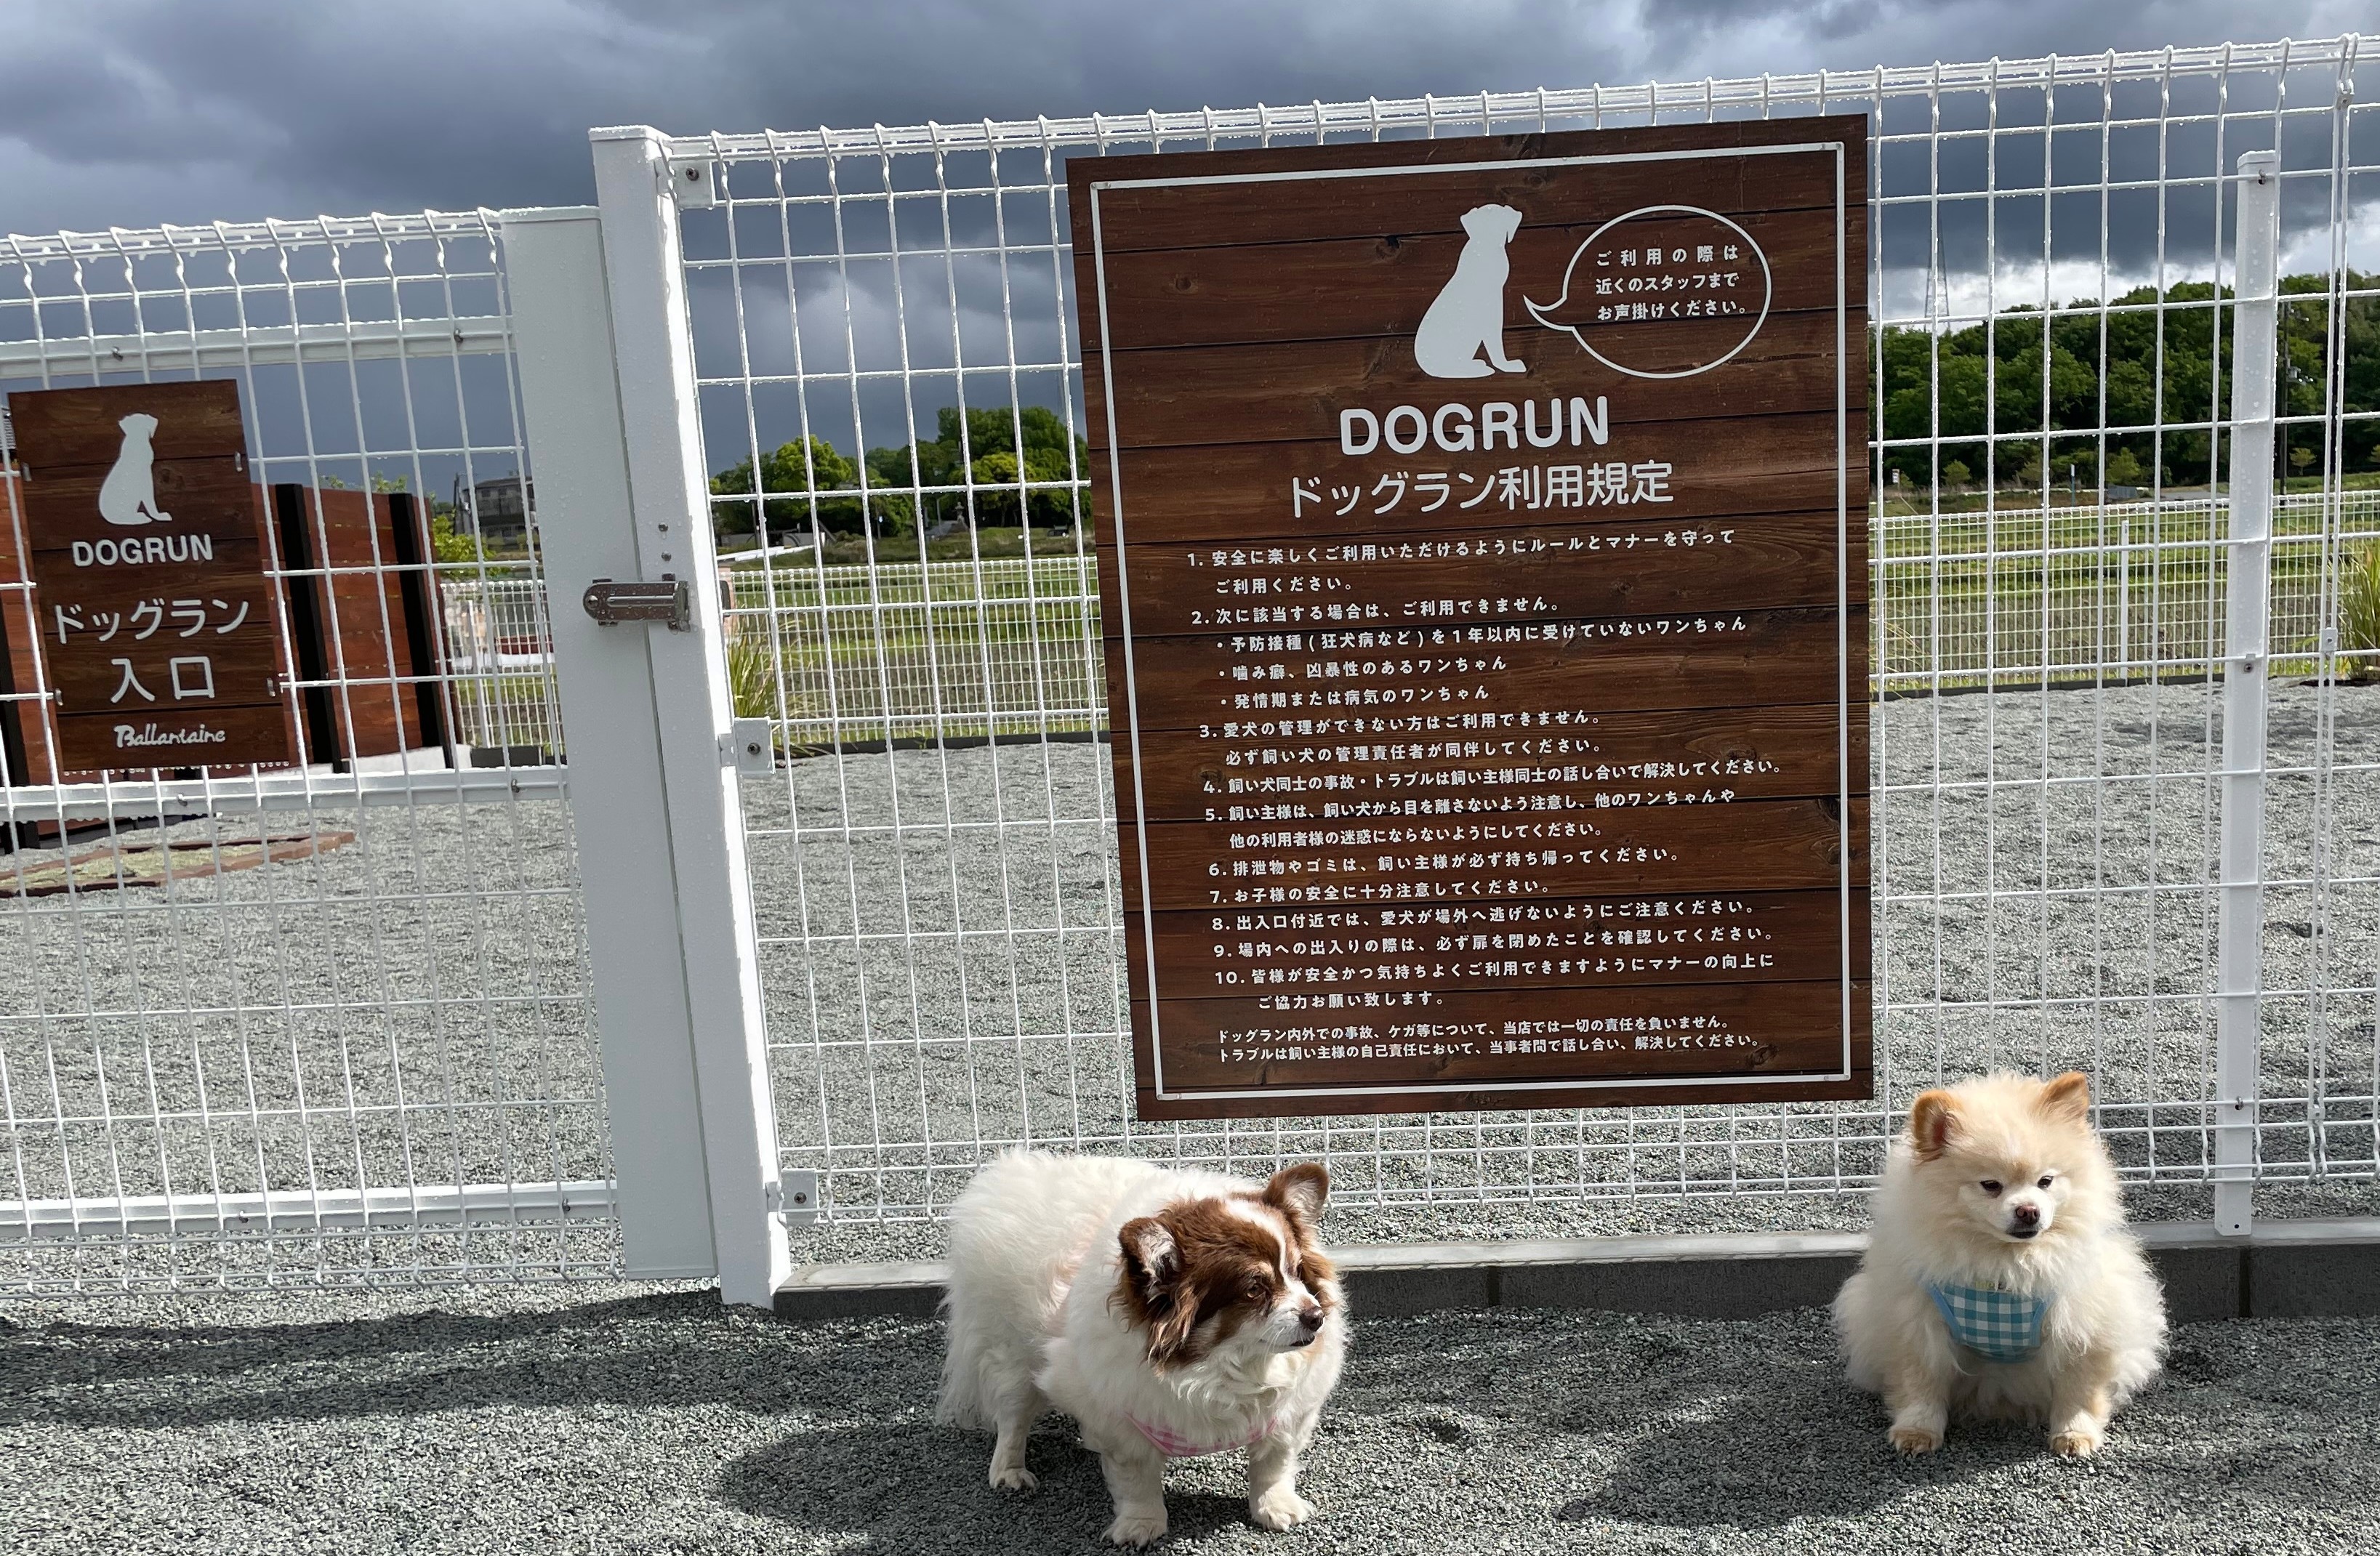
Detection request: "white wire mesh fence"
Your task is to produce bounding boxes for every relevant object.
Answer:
[680,36,2380,1229]
[4,37,2376,1296]
[438,576,564,754]
[720,556,1103,746]
[1876,491,2379,688]
[0,213,612,1293]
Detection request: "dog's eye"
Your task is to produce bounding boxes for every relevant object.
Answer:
[2036,1175,2054,1190]
[1244,1275,1268,1299]
[1979,1180,2003,1196]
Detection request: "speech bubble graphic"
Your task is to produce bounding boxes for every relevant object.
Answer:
[1523,206,1773,380]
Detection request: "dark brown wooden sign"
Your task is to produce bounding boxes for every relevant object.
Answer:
[1072,118,1872,1120]
[8,381,292,773]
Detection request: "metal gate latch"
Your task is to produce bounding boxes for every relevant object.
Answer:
[583,577,691,632]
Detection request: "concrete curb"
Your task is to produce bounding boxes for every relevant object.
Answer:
[773,1218,2380,1324]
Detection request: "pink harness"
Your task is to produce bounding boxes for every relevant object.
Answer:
[1125,1409,1279,1458]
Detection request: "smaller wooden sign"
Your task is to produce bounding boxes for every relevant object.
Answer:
[8,381,292,773]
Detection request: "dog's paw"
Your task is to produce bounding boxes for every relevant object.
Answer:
[1105,1510,1168,1547]
[1889,1424,1942,1456]
[990,1465,1038,1492]
[1250,1486,1315,1531]
[2050,1424,2103,1459]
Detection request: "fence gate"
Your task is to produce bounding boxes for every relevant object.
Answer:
[0,213,615,1294]
[579,36,2376,1289]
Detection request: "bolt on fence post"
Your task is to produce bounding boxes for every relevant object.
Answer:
[566,124,789,1306]
[2214,148,2281,1239]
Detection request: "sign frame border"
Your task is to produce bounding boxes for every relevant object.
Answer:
[1083,132,1862,1108]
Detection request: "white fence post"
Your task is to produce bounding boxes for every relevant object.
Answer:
[2214,148,2281,1239]
[503,207,717,1281]
[579,127,789,1306]
[503,137,791,1308]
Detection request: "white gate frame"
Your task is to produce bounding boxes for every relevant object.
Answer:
[502,132,791,1307]
[0,211,622,1286]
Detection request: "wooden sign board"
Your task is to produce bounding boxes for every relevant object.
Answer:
[7,381,292,773]
[1071,118,1871,1120]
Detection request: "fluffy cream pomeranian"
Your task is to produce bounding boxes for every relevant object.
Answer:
[937,1151,1347,1546]
[1833,1071,2166,1458]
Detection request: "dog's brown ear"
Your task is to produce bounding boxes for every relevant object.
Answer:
[1116,1216,1199,1367]
[2039,1071,2091,1123]
[1263,1163,1329,1224]
[1118,1216,1178,1305]
[1909,1089,1961,1160]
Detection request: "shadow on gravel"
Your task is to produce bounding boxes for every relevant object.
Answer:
[719,1422,1258,1554]
[17,1291,2372,1552]
[1559,1383,2044,1529]
[1331,1308,2037,1531]
[1548,1320,2379,1533]
[0,1291,821,1427]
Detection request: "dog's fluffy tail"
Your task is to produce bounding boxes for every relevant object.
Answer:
[933,1287,994,1428]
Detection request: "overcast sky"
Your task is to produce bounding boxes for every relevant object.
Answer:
[0,1,2365,236]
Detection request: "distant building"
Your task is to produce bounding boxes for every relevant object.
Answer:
[454,474,533,551]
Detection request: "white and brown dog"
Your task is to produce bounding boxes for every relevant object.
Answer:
[937,1151,1346,1546]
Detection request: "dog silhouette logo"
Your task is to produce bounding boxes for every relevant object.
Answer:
[1414,204,1527,379]
[97,412,172,527]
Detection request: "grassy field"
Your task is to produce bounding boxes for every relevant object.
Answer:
[1875,491,2379,688]
[1870,469,2380,520]
[719,555,1106,746]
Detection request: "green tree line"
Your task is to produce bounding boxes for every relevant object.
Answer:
[711,405,1088,541]
[1876,271,2379,490]
[713,273,2376,533]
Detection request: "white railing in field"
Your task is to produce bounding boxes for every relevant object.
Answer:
[699,491,2380,751]
[438,575,566,754]
[717,555,1103,745]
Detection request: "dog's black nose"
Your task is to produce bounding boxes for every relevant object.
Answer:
[1297,1303,1324,1331]
[2011,1203,2041,1228]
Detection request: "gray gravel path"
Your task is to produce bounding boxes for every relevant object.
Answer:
[4,1283,2375,1555]
[756,676,2380,1262]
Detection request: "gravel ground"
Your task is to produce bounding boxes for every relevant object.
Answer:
[755,676,2380,1260]
[4,680,2376,1288]
[4,1282,2376,1555]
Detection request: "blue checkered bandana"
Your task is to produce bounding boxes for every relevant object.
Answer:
[1927,1281,2052,1362]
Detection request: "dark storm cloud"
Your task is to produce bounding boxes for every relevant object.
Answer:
[1,1,2363,478]
[0,0,2360,233]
